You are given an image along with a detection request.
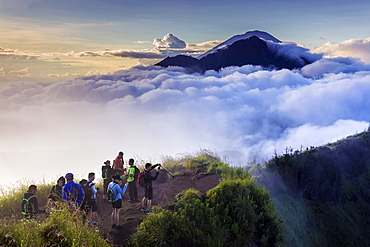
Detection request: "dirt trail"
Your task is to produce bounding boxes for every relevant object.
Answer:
[96,168,220,246]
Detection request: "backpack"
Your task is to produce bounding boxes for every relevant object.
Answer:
[134,166,140,180]
[102,166,109,180]
[83,183,94,201]
[107,183,118,202]
[21,195,35,215]
[138,170,149,188]
[67,184,80,202]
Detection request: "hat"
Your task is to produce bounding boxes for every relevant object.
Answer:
[65,173,74,179]
[112,175,122,180]
[104,160,110,165]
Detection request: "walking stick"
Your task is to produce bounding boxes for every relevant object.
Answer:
[159,164,174,178]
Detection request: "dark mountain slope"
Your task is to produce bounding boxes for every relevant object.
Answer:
[200,36,307,71]
[156,35,315,72]
[249,129,370,246]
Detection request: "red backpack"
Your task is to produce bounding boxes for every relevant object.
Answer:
[137,170,149,188]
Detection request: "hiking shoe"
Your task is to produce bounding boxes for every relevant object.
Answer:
[146,209,153,214]
[141,207,147,212]
[91,221,98,226]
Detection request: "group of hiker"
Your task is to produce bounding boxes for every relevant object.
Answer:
[21,151,162,229]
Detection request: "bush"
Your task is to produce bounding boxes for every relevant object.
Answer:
[0,204,110,247]
[130,179,283,247]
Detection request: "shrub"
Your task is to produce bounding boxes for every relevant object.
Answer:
[0,204,110,247]
[130,179,283,247]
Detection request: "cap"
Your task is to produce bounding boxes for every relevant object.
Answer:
[104,160,110,165]
[112,175,122,180]
[65,173,74,179]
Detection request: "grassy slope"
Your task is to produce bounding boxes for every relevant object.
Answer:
[250,130,370,246]
[1,152,283,246]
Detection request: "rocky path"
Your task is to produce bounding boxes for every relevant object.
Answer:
[96,169,220,246]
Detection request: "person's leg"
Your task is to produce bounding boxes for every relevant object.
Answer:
[103,180,109,201]
[133,182,138,201]
[91,203,98,224]
[141,197,147,210]
[146,187,153,211]
[115,208,121,226]
[128,182,134,201]
[111,208,116,226]
[142,188,149,210]
[146,199,152,211]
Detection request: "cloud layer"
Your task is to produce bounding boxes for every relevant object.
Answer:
[1,60,370,188]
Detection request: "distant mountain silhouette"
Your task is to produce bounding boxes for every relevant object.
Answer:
[156,33,317,72]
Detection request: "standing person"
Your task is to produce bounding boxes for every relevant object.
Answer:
[141,163,160,213]
[79,179,89,212]
[21,185,43,218]
[62,173,84,208]
[48,176,66,202]
[113,151,126,177]
[107,175,128,229]
[102,160,113,202]
[127,158,140,202]
[87,172,98,226]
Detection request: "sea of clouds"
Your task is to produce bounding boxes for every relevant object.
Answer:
[2,47,370,190]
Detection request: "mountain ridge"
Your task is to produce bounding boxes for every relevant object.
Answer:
[155,31,320,72]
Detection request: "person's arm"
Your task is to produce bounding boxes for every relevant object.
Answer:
[62,186,68,202]
[48,186,55,199]
[76,184,85,206]
[152,170,160,181]
[121,183,128,195]
[90,183,97,197]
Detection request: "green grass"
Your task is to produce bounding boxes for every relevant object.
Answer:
[0,204,110,246]
[0,181,52,218]
[129,153,283,247]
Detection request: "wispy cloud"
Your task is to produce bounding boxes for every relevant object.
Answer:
[314,37,370,64]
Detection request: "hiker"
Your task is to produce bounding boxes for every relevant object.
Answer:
[48,176,66,202]
[79,179,89,212]
[102,160,114,201]
[140,163,160,213]
[113,151,126,178]
[21,185,43,218]
[62,173,84,208]
[127,158,140,202]
[107,175,128,229]
[86,172,98,225]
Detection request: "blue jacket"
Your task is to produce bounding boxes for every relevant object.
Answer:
[62,181,85,206]
[107,182,128,202]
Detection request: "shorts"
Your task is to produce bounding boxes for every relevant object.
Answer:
[87,199,98,212]
[144,187,153,200]
[112,199,122,208]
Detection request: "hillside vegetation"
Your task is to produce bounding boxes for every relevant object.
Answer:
[0,152,283,247]
[250,129,370,246]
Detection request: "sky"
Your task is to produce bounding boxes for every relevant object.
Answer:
[1,0,370,193]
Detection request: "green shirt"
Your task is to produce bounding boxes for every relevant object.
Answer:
[127,166,136,182]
